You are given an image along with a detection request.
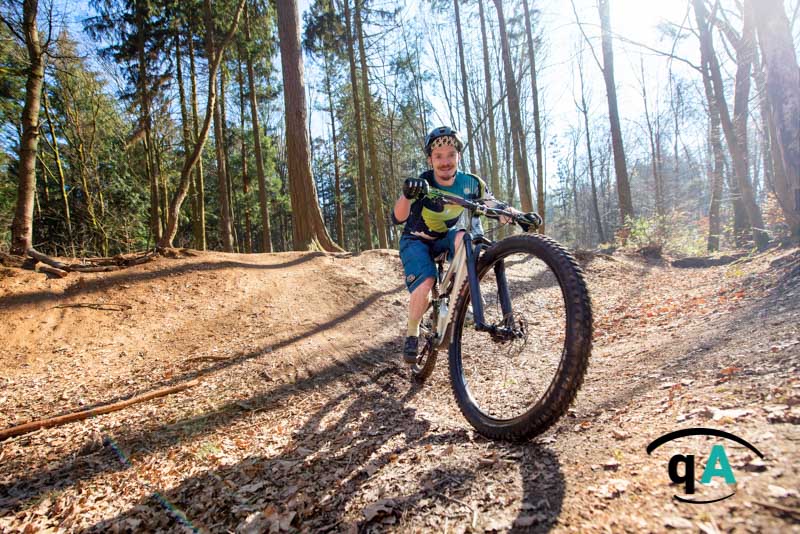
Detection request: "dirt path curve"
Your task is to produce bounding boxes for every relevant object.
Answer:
[0,247,798,532]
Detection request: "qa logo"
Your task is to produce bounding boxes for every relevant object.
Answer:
[646,428,764,504]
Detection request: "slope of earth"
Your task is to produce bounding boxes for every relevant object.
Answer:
[0,245,798,533]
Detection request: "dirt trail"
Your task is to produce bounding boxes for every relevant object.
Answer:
[0,246,798,533]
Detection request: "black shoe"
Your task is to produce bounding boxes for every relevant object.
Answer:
[403,336,419,364]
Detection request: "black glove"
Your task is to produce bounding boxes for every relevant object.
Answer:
[402,177,429,200]
[518,212,543,232]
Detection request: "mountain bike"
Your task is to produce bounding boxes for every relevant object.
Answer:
[411,192,592,441]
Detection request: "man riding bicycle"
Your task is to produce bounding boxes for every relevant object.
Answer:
[391,126,541,364]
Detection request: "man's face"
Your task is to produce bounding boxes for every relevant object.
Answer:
[428,144,460,185]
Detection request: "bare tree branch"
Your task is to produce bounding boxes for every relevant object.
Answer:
[569,0,604,74]
[0,12,25,43]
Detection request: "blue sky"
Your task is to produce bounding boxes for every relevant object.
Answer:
[59,0,797,198]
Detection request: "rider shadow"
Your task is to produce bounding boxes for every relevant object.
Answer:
[83,365,565,532]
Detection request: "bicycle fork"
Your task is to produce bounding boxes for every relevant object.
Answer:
[464,234,517,342]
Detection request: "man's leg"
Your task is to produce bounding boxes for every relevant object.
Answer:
[407,276,435,336]
[399,236,438,364]
[453,230,464,254]
[403,276,434,363]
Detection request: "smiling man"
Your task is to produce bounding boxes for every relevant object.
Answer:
[391,126,538,365]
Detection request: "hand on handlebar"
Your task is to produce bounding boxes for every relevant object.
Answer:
[517,212,543,232]
[402,177,429,200]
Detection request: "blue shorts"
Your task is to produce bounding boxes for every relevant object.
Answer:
[399,230,461,293]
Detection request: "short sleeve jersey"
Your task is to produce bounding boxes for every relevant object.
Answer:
[394,170,496,240]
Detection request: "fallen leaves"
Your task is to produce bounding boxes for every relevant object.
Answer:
[611,429,630,440]
[238,506,296,534]
[362,498,397,522]
[513,514,545,527]
[663,515,694,530]
[767,485,799,499]
[588,479,630,499]
[602,458,620,471]
[2,245,799,533]
[711,408,752,422]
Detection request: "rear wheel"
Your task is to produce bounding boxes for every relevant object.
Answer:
[410,303,439,381]
[448,234,592,441]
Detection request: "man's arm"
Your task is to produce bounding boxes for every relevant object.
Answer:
[392,195,411,225]
[393,176,429,224]
[476,180,521,224]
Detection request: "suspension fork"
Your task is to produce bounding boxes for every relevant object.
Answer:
[465,234,514,336]
[464,234,489,330]
[493,259,514,327]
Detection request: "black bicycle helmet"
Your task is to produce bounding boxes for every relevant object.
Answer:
[424,126,464,156]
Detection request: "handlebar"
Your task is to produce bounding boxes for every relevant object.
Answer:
[428,191,528,224]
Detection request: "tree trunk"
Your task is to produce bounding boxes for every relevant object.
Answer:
[65,103,100,239]
[753,51,776,193]
[750,0,800,238]
[214,62,234,251]
[492,0,533,212]
[134,0,161,245]
[501,94,513,205]
[694,0,768,248]
[344,0,372,250]
[219,61,238,251]
[42,91,73,250]
[11,0,45,255]
[696,11,731,252]
[403,33,428,140]
[387,98,398,248]
[244,4,273,253]
[672,77,682,191]
[188,19,207,250]
[570,129,580,242]
[708,113,725,252]
[175,29,198,251]
[355,0,387,248]
[237,51,253,253]
[578,56,605,244]
[754,49,788,212]
[276,0,343,252]
[157,0,246,249]
[323,53,344,246]
[478,0,502,206]
[598,0,634,227]
[640,59,664,218]
[155,131,168,234]
[731,1,768,248]
[453,0,476,175]
[522,0,546,230]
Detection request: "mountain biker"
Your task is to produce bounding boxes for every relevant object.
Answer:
[391,126,542,364]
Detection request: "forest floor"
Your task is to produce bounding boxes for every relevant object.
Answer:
[0,242,798,533]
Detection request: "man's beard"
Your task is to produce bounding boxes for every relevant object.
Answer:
[435,167,456,181]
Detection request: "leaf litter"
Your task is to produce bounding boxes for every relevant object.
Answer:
[0,247,798,531]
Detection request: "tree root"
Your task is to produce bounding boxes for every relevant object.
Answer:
[24,248,156,276]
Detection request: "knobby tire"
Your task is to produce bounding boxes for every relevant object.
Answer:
[448,234,592,441]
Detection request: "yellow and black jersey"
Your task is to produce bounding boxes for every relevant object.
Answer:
[392,170,504,240]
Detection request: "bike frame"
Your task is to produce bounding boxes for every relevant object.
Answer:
[430,196,516,350]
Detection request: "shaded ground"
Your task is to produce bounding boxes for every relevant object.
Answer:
[0,245,798,532]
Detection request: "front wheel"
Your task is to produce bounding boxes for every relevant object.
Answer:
[448,234,592,441]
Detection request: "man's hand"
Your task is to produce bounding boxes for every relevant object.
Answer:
[517,212,543,232]
[403,177,429,200]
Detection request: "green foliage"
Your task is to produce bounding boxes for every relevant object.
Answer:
[0,24,24,151]
[623,211,710,258]
[624,214,668,251]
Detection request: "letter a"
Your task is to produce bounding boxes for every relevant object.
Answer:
[700,444,736,485]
